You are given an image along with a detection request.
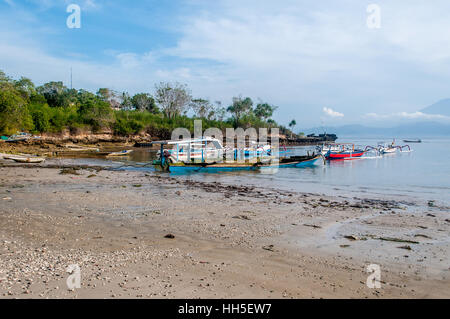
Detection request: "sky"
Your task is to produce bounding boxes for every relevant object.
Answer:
[1,0,450,129]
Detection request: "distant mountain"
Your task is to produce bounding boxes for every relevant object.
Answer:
[305,122,450,137]
[421,99,450,116]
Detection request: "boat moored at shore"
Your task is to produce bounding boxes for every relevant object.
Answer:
[150,137,324,172]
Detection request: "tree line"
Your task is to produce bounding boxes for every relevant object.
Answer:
[0,70,296,138]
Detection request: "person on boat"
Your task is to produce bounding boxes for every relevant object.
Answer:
[163,150,171,160]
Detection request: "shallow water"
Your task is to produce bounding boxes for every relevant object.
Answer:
[85,137,450,206]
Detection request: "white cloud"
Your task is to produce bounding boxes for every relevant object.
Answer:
[323,107,344,118]
[3,0,450,126]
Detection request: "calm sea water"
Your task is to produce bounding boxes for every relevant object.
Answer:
[108,137,450,206]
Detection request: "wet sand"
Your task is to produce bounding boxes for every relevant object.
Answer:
[0,163,449,299]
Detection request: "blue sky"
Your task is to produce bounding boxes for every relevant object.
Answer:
[1,0,450,128]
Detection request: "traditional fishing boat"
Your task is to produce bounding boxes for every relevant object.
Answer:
[378,140,403,154]
[378,144,397,154]
[323,143,365,160]
[316,143,342,156]
[151,137,323,172]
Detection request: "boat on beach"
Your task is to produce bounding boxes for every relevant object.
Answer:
[106,150,133,157]
[5,132,32,143]
[64,144,100,152]
[151,137,324,172]
[10,156,46,163]
[2,154,46,163]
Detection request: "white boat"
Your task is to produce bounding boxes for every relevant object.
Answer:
[378,140,398,154]
[316,143,343,156]
[8,156,45,163]
[379,146,397,154]
[158,137,225,163]
[106,150,133,157]
[151,137,322,172]
[5,132,32,143]
[65,144,100,152]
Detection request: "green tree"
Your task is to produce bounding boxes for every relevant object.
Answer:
[31,109,50,132]
[14,77,36,101]
[154,82,192,119]
[131,93,157,113]
[227,96,253,126]
[37,81,71,108]
[289,119,297,138]
[190,98,213,118]
[77,90,114,131]
[120,92,133,110]
[0,86,33,134]
[0,70,10,83]
[254,102,277,121]
[97,88,121,109]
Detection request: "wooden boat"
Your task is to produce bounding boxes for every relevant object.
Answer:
[8,156,45,163]
[5,132,32,143]
[106,150,133,157]
[154,154,323,173]
[324,143,365,160]
[150,138,323,172]
[64,144,100,152]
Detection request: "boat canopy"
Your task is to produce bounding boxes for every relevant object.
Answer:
[150,137,224,149]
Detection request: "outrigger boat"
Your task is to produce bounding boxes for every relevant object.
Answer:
[323,143,366,160]
[151,137,324,172]
[378,142,397,154]
[378,140,411,154]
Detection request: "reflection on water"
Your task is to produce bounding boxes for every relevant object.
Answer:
[78,138,450,205]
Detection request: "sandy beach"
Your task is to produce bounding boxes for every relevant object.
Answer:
[0,162,449,299]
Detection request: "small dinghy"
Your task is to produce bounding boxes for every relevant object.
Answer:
[106,150,133,157]
[9,156,45,163]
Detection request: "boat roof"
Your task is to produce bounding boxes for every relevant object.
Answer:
[150,137,223,147]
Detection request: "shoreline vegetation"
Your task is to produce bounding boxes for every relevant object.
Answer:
[0,69,307,144]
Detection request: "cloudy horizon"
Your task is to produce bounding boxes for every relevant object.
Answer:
[1,0,450,129]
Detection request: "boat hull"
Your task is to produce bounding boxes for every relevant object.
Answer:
[326,151,364,160]
[295,157,322,167]
[164,155,323,173]
[10,157,45,163]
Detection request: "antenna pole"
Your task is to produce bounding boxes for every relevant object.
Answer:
[70,67,73,90]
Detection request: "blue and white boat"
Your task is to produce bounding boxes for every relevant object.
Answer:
[151,137,323,173]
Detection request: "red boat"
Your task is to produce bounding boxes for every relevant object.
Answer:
[324,143,365,160]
